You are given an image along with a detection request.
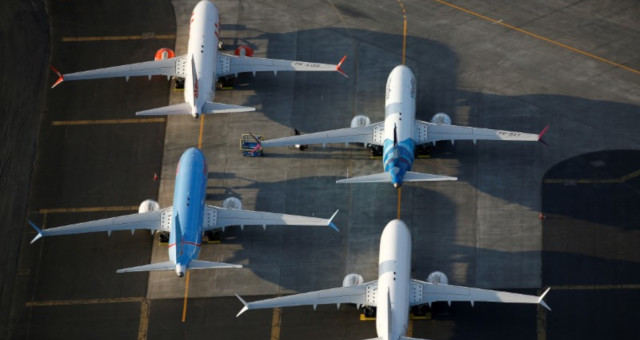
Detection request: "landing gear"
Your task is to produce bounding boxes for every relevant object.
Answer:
[363,306,376,318]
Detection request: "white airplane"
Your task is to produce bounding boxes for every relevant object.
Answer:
[29,147,339,277]
[236,219,550,340]
[50,0,347,117]
[257,65,548,188]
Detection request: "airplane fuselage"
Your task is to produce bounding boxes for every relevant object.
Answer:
[169,147,208,276]
[376,219,412,340]
[185,0,219,116]
[382,65,417,187]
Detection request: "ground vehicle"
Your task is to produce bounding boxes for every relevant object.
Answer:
[240,133,263,157]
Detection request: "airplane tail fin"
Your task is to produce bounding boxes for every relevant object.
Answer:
[116,260,241,273]
[201,101,255,114]
[136,103,193,116]
[336,171,457,184]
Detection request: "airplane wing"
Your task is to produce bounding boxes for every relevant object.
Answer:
[204,206,339,231]
[28,208,170,244]
[51,55,188,87]
[218,54,347,77]
[235,281,376,317]
[260,122,384,148]
[416,120,545,145]
[410,279,551,310]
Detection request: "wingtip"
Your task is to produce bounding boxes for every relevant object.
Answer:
[235,293,249,317]
[50,65,64,88]
[539,287,551,311]
[336,55,349,78]
[328,210,340,231]
[28,221,43,244]
[538,125,550,141]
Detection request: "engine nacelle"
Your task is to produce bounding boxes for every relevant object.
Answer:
[342,273,364,287]
[427,271,449,285]
[235,45,254,57]
[222,197,242,210]
[154,48,175,61]
[350,115,371,128]
[138,199,160,213]
[431,112,451,125]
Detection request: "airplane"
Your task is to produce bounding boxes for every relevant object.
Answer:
[49,0,347,118]
[29,147,339,277]
[236,219,550,340]
[255,65,548,188]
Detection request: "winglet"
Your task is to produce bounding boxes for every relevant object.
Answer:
[538,125,550,146]
[50,65,64,88]
[235,294,249,317]
[28,221,44,244]
[538,287,551,311]
[327,210,340,232]
[336,55,348,78]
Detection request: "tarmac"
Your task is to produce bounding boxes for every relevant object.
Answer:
[3,0,640,339]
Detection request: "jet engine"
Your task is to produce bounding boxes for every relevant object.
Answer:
[222,197,242,210]
[154,48,175,61]
[234,45,254,57]
[427,271,449,285]
[138,199,160,213]
[431,112,452,125]
[342,273,364,287]
[350,115,371,128]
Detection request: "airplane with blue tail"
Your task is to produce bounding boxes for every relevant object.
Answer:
[29,147,338,277]
[256,65,548,188]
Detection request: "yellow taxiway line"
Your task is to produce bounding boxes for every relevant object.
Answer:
[62,34,176,42]
[198,114,205,149]
[396,0,408,65]
[397,186,403,219]
[430,0,640,75]
[181,271,191,322]
[52,118,166,126]
[270,307,282,340]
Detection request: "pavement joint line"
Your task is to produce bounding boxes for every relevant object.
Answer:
[550,284,640,290]
[25,296,144,307]
[52,118,167,126]
[62,34,176,42]
[38,206,139,214]
[429,0,640,75]
[270,307,282,340]
[537,298,547,340]
[543,168,640,184]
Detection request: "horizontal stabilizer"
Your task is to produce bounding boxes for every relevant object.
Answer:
[202,101,255,114]
[336,172,392,184]
[188,260,242,270]
[117,261,176,273]
[403,171,458,182]
[336,171,457,184]
[117,260,241,273]
[136,103,193,116]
